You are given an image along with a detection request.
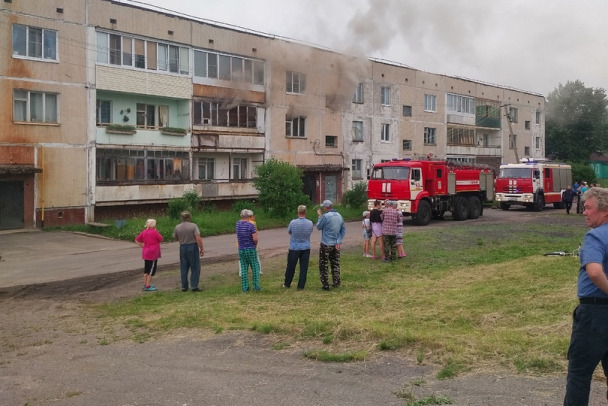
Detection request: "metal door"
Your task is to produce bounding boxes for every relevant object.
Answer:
[324,175,337,203]
[0,181,24,230]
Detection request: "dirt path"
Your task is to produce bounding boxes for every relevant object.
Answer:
[2,208,607,405]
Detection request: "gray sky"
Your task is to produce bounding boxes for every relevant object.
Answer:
[131,0,607,97]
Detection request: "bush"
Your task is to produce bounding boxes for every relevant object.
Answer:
[167,189,200,220]
[233,200,257,214]
[342,182,368,208]
[167,197,188,220]
[253,159,310,218]
[570,162,597,184]
[182,189,200,211]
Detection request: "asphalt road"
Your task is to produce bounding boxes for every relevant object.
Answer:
[0,206,552,288]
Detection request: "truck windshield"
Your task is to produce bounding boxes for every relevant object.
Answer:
[498,168,531,178]
[371,166,410,180]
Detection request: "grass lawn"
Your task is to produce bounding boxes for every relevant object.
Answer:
[94,216,587,379]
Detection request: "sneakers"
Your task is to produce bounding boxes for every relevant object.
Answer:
[322,285,330,291]
[253,287,262,291]
[191,287,201,292]
[372,255,378,260]
[144,285,157,291]
[363,253,373,258]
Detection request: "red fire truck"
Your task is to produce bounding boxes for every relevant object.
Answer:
[367,159,494,226]
[494,159,572,211]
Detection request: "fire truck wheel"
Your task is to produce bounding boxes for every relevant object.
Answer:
[500,202,510,211]
[412,200,432,226]
[533,194,545,211]
[453,196,469,221]
[467,196,482,219]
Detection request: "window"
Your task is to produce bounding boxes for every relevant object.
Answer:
[509,107,518,123]
[403,105,412,117]
[446,94,475,114]
[424,127,436,145]
[525,120,531,130]
[13,24,57,61]
[96,99,112,124]
[194,101,257,128]
[352,121,364,142]
[136,103,168,129]
[198,157,215,180]
[286,71,306,94]
[233,158,248,180]
[96,149,189,183]
[509,134,517,149]
[381,123,390,142]
[353,82,364,103]
[13,89,58,123]
[325,135,337,147]
[403,139,412,151]
[535,110,541,124]
[96,31,189,74]
[424,94,437,112]
[286,116,306,137]
[193,50,265,84]
[351,159,363,179]
[535,136,541,149]
[524,146,530,155]
[447,127,475,146]
[381,87,390,105]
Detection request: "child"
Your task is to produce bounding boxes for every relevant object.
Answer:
[362,211,372,257]
[135,218,163,291]
[369,200,384,260]
[396,211,406,258]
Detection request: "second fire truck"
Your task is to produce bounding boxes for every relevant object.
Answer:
[494,159,572,211]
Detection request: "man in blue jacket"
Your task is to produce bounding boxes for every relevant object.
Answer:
[564,187,608,404]
[316,200,346,290]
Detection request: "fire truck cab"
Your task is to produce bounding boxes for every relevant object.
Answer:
[494,159,572,211]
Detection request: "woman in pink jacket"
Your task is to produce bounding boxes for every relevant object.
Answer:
[135,219,163,291]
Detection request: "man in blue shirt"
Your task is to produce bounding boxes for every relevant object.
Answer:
[283,205,314,290]
[565,187,608,405]
[316,200,346,290]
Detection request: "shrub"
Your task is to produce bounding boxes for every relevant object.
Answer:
[167,197,188,220]
[233,200,257,214]
[167,189,200,220]
[182,189,200,211]
[570,161,597,184]
[253,158,310,217]
[342,182,368,208]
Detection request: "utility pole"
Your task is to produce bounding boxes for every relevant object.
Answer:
[502,103,519,163]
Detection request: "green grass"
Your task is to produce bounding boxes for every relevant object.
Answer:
[46,204,366,241]
[92,215,586,378]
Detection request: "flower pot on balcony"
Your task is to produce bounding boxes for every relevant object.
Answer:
[105,125,136,135]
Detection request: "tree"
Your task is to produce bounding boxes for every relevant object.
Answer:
[545,80,608,162]
[253,158,310,217]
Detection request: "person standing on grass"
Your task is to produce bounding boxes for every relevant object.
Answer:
[237,210,262,277]
[135,218,163,291]
[283,205,313,290]
[564,187,608,405]
[362,210,372,258]
[380,201,400,262]
[237,209,261,292]
[173,211,204,292]
[369,199,384,260]
[316,200,346,290]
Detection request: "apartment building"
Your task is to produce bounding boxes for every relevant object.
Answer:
[0,0,545,230]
